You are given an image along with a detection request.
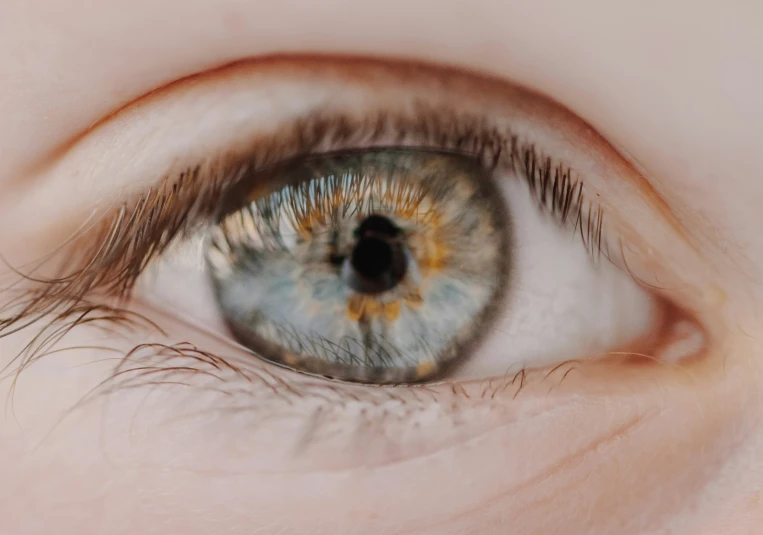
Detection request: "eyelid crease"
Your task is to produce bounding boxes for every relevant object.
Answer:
[602,136,702,259]
[19,55,513,182]
[18,56,259,181]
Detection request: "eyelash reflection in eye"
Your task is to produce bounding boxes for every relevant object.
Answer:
[0,104,605,387]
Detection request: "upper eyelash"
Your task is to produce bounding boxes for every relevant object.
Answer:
[0,103,604,396]
[523,151,605,261]
[12,103,602,294]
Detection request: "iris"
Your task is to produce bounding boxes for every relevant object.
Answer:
[206,149,511,383]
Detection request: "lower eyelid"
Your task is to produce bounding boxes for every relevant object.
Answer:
[71,323,721,494]
[0,286,721,508]
[83,339,579,474]
[78,290,706,473]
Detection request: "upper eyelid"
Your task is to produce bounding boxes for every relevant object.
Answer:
[53,106,566,295]
[1,58,697,305]
[8,58,640,224]
[0,103,583,339]
[0,57,690,322]
[24,57,605,188]
[4,57,689,267]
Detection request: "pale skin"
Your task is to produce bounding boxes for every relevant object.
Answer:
[1,1,762,534]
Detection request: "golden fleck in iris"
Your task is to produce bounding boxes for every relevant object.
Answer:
[416,360,437,377]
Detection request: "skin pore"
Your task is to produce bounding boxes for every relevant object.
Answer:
[1,1,763,534]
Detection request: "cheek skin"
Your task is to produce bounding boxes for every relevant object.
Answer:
[0,309,761,535]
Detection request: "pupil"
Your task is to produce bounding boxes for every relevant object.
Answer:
[351,237,393,278]
[343,214,407,294]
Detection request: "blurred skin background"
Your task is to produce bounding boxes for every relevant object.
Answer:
[1,1,763,534]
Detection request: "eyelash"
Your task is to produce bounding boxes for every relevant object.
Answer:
[0,104,605,404]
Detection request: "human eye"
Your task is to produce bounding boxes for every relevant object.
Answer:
[155,121,660,385]
[1,57,716,532]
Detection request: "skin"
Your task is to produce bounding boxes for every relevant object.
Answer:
[1,1,763,534]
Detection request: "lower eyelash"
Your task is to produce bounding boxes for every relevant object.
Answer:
[66,333,582,456]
